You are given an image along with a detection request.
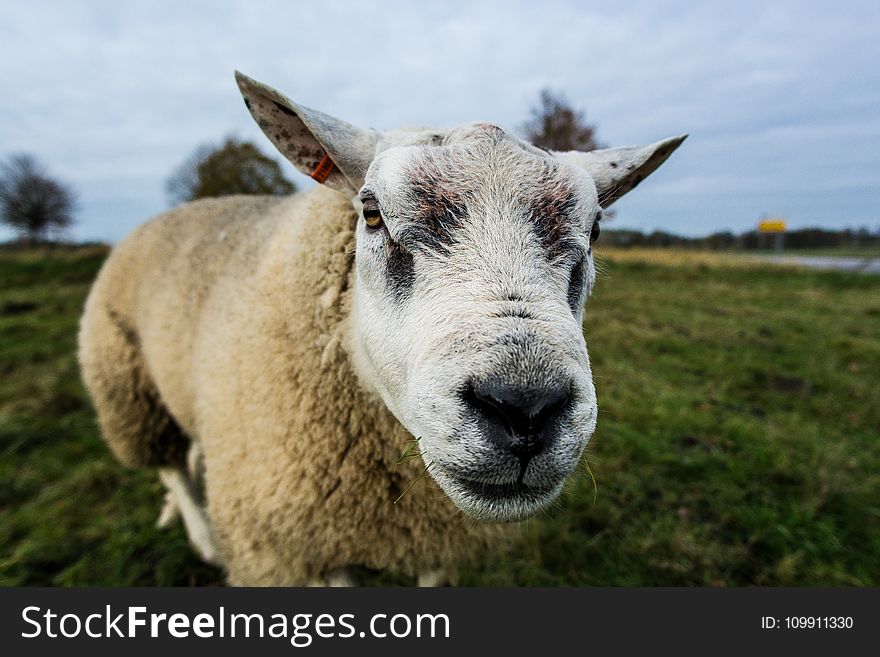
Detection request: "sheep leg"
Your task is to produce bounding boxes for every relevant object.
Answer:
[158,467,221,566]
[307,567,358,587]
[156,491,180,528]
[156,442,206,528]
[326,567,358,587]
[418,568,454,587]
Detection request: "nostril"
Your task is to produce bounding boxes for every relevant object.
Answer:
[530,387,571,430]
[463,379,572,458]
[464,385,520,436]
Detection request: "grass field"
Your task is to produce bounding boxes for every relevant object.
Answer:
[1,246,878,586]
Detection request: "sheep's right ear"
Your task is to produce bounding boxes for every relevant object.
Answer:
[553,135,687,207]
[235,71,379,195]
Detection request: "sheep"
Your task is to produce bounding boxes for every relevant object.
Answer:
[78,72,685,586]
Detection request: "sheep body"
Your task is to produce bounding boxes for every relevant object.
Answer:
[79,187,500,585]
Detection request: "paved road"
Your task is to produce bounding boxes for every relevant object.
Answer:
[752,255,880,274]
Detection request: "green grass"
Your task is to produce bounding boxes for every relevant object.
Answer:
[1,247,878,586]
[0,247,221,586]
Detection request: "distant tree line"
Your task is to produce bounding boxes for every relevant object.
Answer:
[6,89,876,253]
[601,227,880,250]
[0,137,296,243]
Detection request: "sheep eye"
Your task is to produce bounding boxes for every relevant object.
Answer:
[362,198,384,229]
[590,211,602,244]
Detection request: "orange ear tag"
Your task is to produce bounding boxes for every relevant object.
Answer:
[310,153,336,183]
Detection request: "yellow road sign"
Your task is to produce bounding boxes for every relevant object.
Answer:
[758,219,787,233]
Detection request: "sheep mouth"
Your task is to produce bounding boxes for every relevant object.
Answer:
[450,474,553,499]
[438,470,562,522]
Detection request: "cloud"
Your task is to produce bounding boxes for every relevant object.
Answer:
[1,0,879,241]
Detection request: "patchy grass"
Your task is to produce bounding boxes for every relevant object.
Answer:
[591,247,758,270]
[1,246,878,586]
[0,247,221,586]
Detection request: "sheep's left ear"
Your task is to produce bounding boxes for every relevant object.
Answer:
[553,135,687,206]
[235,71,379,195]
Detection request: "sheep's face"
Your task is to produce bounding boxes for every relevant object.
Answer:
[235,72,685,522]
[351,125,600,522]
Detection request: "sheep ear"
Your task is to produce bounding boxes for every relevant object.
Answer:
[553,135,687,207]
[235,71,379,194]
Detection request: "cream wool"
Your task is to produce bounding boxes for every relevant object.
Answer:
[80,189,501,584]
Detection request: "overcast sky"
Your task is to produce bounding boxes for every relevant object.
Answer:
[1,0,878,242]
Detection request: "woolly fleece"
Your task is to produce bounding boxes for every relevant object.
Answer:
[79,187,504,585]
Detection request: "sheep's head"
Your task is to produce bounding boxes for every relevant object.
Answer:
[237,72,685,522]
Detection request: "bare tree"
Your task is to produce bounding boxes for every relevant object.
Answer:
[522,89,605,152]
[0,154,77,243]
[522,90,615,218]
[167,137,296,205]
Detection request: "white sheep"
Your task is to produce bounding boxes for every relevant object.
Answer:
[78,72,685,585]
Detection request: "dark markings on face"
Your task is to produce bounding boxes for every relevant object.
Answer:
[567,257,586,312]
[360,189,415,303]
[385,239,415,302]
[389,136,586,290]
[399,157,468,254]
[528,166,581,260]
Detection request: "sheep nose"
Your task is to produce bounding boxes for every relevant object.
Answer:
[465,379,572,462]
